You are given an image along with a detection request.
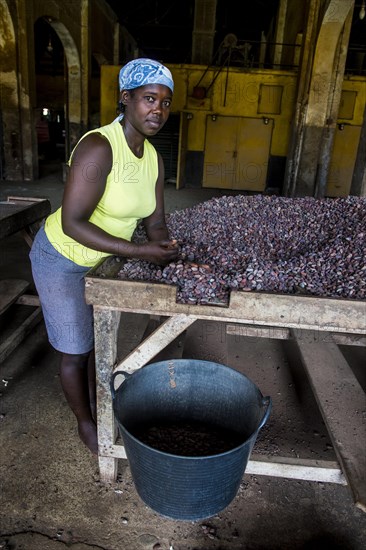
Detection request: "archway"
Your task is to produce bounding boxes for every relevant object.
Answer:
[33,16,81,176]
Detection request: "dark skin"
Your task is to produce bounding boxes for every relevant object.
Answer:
[59,84,178,455]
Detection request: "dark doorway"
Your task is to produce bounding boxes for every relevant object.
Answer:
[34,17,66,176]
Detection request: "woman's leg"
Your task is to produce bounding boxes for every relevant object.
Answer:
[30,226,97,454]
[60,351,98,455]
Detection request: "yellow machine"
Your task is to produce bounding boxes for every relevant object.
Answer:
[101,64,365,196]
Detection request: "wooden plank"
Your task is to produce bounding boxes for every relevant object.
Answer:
[107,443,345,484]
[110,444,127,459]
[0,197,51,239]
[113,314,196,379]
[227,324,290,340]
[142,316,187,364]
[94,307,121,482]
[84,278,366,334]
[245,455,347,484]
[6,196,48,203]
[226,324,366,346]
[292,329,366,512]
[0,279,30,316]
[330,333,366,346]
[0,307,42,363]
[15,294,40,307]
[20,227,36,247]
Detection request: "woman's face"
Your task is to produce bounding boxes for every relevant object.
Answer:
[121,84,172,136]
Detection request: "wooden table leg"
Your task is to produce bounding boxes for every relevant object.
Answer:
[94,307,121,482]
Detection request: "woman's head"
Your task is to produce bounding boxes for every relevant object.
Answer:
[117,58,174,135]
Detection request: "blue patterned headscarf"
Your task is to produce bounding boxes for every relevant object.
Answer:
[118,58,174,93]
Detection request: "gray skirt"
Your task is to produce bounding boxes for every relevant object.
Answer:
[29,225,94,354]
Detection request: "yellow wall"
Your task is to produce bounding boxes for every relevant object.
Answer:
[100,65,120,125]
[100,64,366,193]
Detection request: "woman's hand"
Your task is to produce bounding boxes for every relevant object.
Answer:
[138,239,179,265]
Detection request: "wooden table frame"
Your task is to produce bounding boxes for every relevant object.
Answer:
[85,265,366,511]
[0,196,51,363]
[0,196,50,241]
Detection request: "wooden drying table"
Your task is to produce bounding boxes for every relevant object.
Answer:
[85,256,366,512]
[0,196,51,362]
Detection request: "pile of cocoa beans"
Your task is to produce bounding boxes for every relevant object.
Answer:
[117,195,366,305]
[133,420,243,456]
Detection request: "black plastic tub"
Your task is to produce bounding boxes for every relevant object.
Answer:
[111,359,271,521]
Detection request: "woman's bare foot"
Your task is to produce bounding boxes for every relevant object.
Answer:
[78,419,98,456]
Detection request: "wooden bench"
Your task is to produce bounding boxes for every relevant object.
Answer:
[0,279,42,364]
[0,196,50,362]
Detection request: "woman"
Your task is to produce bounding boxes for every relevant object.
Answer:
[30,58,179,455]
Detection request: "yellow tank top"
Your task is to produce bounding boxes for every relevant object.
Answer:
[45,122,158,267]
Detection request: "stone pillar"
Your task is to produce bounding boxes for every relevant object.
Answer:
[0,0,23,179]
[313,4,354,197]
[17,0,37,180]
[0,0,36,180]
[284,0,355,197]
[191,0,217,66]
[282,0,322,196]
[273,0,288,68]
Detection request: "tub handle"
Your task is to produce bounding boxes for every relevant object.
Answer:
[110,370,131,399]
[258,396,272,430]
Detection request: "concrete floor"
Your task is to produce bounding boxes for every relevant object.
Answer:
[1,168,366,550]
